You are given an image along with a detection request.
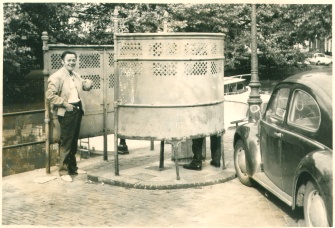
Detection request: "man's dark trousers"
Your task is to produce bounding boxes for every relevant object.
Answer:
[58,107,83,175]
[191,135,221,165]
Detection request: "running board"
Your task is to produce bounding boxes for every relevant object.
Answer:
[253,173,292,206]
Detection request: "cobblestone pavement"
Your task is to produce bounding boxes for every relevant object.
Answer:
[2,174,305,227]
[2,128,305,227]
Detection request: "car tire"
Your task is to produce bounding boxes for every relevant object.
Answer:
[234,139,252,187]
[303,181,329,227]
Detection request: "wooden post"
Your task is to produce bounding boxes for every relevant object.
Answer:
[163,11,168,32]
[42,31,50,174]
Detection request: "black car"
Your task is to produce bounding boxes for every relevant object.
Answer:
[233,68,332,227]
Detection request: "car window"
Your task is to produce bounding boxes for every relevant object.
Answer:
[287,90,321,131]
[264,87,290,125]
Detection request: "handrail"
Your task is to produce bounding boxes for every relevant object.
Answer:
[3,109,45,117]
[3,140,46,150]
[118,100,224,108]
[230,74,251,78]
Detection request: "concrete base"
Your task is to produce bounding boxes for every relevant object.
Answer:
[86,139,235,190]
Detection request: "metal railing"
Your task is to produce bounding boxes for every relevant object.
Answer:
[2,109,46,150]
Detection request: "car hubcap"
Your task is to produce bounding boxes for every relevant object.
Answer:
[307,190,328,226]
[237,148,247,175]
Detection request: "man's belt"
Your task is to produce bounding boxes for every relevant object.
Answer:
[70,101,81,109]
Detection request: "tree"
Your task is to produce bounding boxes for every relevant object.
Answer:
[166,4,253,72]
[71,3,169,44]
[169,4,332,71]
[3,3,78,84]
[287,4,332,43]
[255,4,331,69]
[4,3,35,83]
[3,3,332,83]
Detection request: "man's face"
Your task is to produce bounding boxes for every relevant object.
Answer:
[62,54,77,72]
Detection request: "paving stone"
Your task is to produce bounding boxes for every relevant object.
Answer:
[2,129,305,227]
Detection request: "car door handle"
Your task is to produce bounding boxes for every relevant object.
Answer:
[273,132,282,138]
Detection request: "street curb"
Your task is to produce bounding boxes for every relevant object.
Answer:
[87,172,236,190]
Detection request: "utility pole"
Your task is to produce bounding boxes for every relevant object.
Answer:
[248,4,262,122]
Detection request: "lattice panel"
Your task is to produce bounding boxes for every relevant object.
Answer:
[184,62,208,76]
[165,43,177,55]
[152,62,177,76]
[149,42,163,56]
[210,61,223,75]
[185,42,208,56]
[119,62,142,103]
[119,42,143,56]
[79,53,100,69]
[149,42,178,56]
[109,74,115,88]
[118,39,222,57]
[119,62,143,77]
[81,75,101,89]
[109,53,114,67]
[50,54,62,69]
[211,41,224,55]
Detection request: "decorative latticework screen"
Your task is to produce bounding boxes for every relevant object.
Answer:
[115,33,225,140]
[47,45,115,142]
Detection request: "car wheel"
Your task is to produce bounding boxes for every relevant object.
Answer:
[304,181,329,227]
[234,139,252,187]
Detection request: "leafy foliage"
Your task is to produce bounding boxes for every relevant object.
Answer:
[256,4,332,68]
[3,3,77,83]
[3,3,332,83]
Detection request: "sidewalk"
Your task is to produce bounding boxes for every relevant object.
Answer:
[3,128,306,227]
[87,128,236,189]
[7,128,237,190]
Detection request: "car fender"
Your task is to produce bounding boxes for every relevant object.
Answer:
[234,122,262,176]
[293,149,333,216]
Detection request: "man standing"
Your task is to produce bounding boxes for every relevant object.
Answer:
[46,51,93,182]
[183,135,221,171]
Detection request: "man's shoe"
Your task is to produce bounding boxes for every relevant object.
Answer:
[210,160,220,168]
[60,175,73,182]
[69,171,78,175]
[118,144,129,155]
[183,162,202,171]
[118,150,129,155]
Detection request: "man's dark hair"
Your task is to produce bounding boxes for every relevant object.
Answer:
[61,51,77,60]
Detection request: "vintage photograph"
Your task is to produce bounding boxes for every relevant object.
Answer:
[2,1,332,227]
